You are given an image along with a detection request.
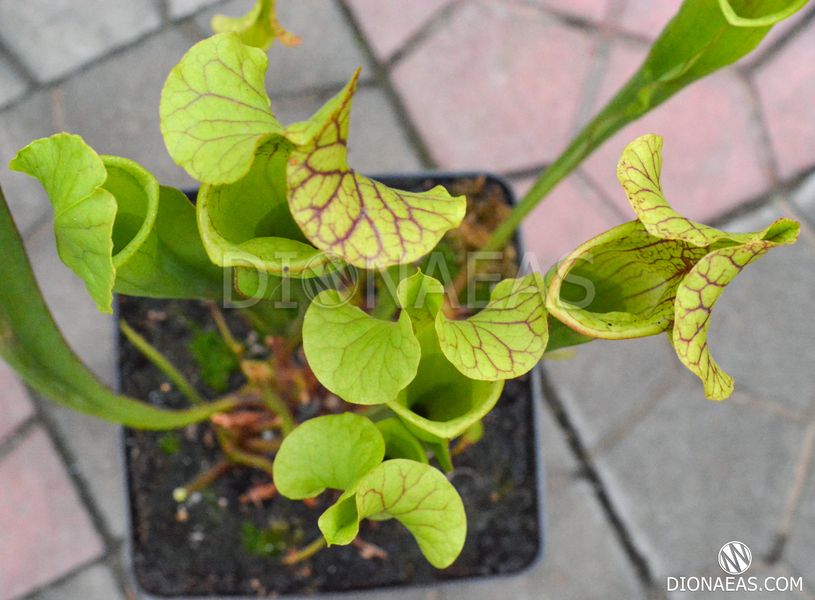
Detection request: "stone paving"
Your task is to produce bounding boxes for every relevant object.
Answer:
[0,1,814,599]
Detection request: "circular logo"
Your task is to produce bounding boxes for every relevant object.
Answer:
[718,541,752,575]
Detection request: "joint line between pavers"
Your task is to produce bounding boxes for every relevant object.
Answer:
[538,364,656,590]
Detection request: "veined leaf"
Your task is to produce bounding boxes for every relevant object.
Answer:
[10,134,116,312]
[302,289,421,405]
[160,33,283,184]
[0,185,239,429]
[10,134,224,312]
[273,413,385,499]
[285,71,467,269]
[673,223,799,400]
[436,273,548,380]
[196,141,337,278]
[211,0,300,50]
[349,459,466,569]
[549,134,799,399]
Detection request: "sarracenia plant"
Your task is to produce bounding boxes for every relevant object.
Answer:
[0,0,806,569]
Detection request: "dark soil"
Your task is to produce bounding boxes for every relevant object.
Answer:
[121,175,542,597]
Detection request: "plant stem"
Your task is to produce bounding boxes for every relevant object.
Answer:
[260,386,295,436]
[208,302,243,356]
[282,536,327,565]
[216,428,276,478]
[120,320,206,406]
[173,459,231,502]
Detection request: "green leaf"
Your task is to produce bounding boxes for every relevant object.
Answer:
[273,413,385,499]
[436,273,548,380]
[396,270,445,328]
[285,71,467,268]
[302,289,421,405]
[717,0,809,27]
[10,133,116,312]
[211,0,299,50]
[376,418,428,464]
[672,222,799,400]
[354,459,466,569]
[10,134,225,312]
[0,184,240,429]
[196,141,337,278]
[160,33,283,184]
[548,134,799,399]
[188,329,239,392]
[317,491,359,546]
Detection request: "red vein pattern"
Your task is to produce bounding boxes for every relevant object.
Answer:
[160,34,282,184]
[437,273,548,380]
[286,72,466,269]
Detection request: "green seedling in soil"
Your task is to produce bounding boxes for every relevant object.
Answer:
[0,0,806,569]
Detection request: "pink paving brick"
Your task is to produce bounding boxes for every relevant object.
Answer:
[392,1,597,172]
[754,20,815,180]
[0,428,104,600]
[0,360,33,442]
[610,0,682,39]
[581,40,770,222]
[533,0,611,22]
[345,0,455,61]
[517,173,624,270]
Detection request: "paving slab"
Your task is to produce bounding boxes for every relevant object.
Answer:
[439,404,645,600]
[392,1,597,172]
[544,335,681,452]
[0,52,28,109]
[196,0,372,95]
[167,0,223,20]
[59,28,198,189]
[0,427,105,600]
[582,39,770,222]
[754,18,815,180]
[0,0,161,84]
[611,0,683,39]
[595,375,806,580]
[784,424,815,588]
[791,171,815,227]
[515,172,625,270]
[272,85,423,174]
[345,0,456,62]
[30,563,125,600]
[533,0,611,22]
[0,360,34,443]
[0,92,57,237]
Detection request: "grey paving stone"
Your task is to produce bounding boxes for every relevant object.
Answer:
[596,376,806,580]
[30,564,124,600]
[543,336,681,451]
[272,86,423,174]
[0,52,28,109]
[0,92,57,237]
[59,28,197,189]
[791,171,815,227]
[437,397,644,600]
[196,0,372,94]
[0,0,162,84]
[786,447,815,588]
[706,204,815,413]
[168,0,222,20]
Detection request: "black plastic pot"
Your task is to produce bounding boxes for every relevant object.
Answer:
[119,173,546,599]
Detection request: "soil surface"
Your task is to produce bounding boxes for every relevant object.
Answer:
[121,175,542,597]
